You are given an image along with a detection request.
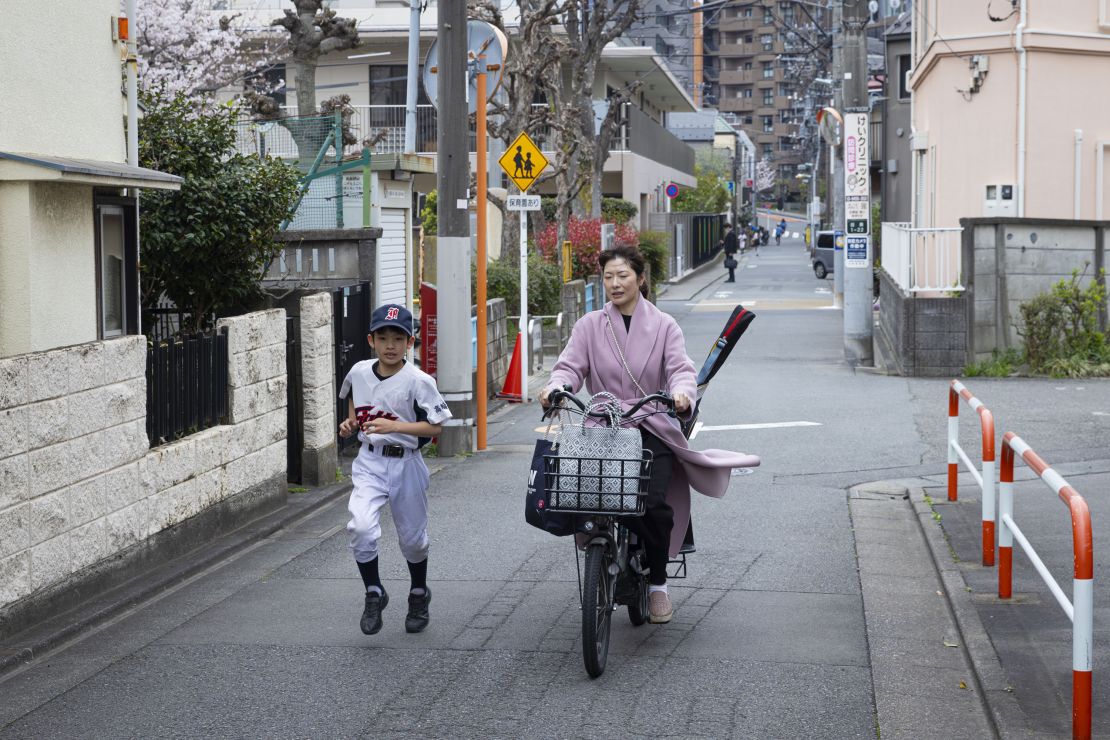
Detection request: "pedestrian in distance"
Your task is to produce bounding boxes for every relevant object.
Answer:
[540,245,757,624]
[721,223,739,282]
[338,303,452,636]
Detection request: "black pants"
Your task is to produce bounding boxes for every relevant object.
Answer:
[725,252,736,281]
[626,429,675,585]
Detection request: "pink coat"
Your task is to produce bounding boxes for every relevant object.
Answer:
[546,298,760,556]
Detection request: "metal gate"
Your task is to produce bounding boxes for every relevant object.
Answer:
[285,316,304,483]
[334,281,373,452]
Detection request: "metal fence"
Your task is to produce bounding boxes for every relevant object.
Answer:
[881,222,964,294]
[146,328,229,447]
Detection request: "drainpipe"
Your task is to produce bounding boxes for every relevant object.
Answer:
[1015,0,1027,217]
[126,0,138,167]
[1074,129,1083,219]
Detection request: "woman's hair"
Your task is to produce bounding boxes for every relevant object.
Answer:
[598,245,649,298]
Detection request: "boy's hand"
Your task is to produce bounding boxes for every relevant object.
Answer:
[339,418,359,438]
[363,417,400,435]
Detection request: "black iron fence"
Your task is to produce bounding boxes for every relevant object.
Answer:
[146,329,229,447]
[691,214,725,268]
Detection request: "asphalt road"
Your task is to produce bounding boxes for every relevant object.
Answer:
[7,231,1103,738]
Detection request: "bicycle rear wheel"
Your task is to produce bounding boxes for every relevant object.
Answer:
[581,543,612,678]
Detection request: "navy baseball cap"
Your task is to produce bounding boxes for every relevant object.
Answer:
[369,303,414,336]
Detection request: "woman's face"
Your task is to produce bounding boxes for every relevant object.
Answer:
[603,257,643,312]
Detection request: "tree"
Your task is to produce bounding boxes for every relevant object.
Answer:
[133,0,277,98]
[138,91,302,332]
[673,164,730,214]
[271,0,360,118]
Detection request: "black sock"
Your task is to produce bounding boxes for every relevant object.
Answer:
[356,558,382,593]
[407,558,428,592]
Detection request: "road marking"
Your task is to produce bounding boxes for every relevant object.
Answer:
[687,300,757,307]
[815,287,831,294]
[747,264,758,269]
[1093,411,1110,417]
[689,420,822,439]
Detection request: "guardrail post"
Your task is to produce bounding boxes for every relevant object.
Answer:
[1064,484,1094,740]
[998,438,1014,599]
[981,408,996,566]
[947,385,959,501]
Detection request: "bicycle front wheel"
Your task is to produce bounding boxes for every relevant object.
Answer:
[581,543,613,678]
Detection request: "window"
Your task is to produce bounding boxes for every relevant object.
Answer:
[762,143,774,157]
[740,87,753,98]
[743,115,753,125]
[743,61,752,70]
[764,9,774,24]
[744,34,753,44]
[369,65,407,105]
[779,83,792,97]
[94,197,138,339]
[654,35,668,55]
[762,62,774,79]
[251,63,286,106]
[898,54,912,100]
[761,34,774,51]
[742,7,753,17]
[762,89,773,105]
[763,115,774,133]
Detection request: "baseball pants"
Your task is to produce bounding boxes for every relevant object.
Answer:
[347,448,431,564]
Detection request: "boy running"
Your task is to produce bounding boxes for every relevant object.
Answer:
[339,303,451,634]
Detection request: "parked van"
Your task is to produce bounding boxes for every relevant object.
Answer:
[810,230,842,279]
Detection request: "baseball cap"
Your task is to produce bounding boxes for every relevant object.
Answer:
[369,303,414,336]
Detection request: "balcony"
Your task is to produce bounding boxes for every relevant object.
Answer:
[719,69,753,85]
[626,105,694,173]
[721,98,757,113]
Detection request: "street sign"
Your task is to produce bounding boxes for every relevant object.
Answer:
[845,235,869,268]
[498,132,548,192]
[844,111,871,239]
[507,194,541,211]
[665,183,679,199]
[726,181,735,194]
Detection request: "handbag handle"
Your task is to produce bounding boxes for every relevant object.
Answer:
[582,390,622,430]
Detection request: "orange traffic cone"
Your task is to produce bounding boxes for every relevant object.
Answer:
[497,332,524,402]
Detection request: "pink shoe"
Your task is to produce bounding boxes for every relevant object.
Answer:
[649,591,673,623]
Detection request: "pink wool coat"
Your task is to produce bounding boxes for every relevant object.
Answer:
[546,297,760,556]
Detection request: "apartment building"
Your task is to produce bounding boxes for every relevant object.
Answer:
[626,1,696,102]
[706,0,829,199]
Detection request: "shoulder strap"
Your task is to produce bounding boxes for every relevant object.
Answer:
[605,310,647,398]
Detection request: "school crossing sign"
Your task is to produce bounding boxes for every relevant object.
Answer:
[498,131,548,192]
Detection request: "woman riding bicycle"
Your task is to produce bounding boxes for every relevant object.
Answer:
[540,245,759,624]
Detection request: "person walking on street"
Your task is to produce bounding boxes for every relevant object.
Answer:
[722,223,739,282]
[338,304,452,636]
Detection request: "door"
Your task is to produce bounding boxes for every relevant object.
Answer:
[97,205,126,338]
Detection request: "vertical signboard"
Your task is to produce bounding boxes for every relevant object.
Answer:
[843,111,871,268]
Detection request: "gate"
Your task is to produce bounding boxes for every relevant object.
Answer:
[286,316,304,483]
[334,281,373,452]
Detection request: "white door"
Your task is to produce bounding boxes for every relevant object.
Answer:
[377,208,408,306]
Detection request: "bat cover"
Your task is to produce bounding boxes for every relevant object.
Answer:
[682,304,756,439]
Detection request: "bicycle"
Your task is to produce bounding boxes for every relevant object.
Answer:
[542,388,680,678]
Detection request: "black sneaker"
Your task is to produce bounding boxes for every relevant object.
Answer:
[360,589,388,635]
[405,587,431,633]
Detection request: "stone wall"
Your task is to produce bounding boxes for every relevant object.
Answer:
[0,309,288,636]
[298,294,337,484]
[877,268,968,377]
[961,218,1109,362]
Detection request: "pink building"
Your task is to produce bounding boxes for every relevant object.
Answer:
[910,1,1110,227]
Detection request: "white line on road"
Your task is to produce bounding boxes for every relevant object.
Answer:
[689,420,822,439]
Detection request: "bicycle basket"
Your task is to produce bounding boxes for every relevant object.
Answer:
[542,450,653,514]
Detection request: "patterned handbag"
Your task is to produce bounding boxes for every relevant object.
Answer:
[549,392,646,512]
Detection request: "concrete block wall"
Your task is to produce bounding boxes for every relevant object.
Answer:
[298,293,337,484]
[961,218,1109,361]
[0,309,288,629]
[562,280,586,330]
[472,298,509,399]
[877,268,968,377]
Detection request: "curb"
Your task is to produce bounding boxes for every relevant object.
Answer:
[908,486,1032,739]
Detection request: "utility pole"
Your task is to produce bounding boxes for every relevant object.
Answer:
[841,0,873,365]
[435,2,473,455]
[403,0,420,153]
[831,0,844,308]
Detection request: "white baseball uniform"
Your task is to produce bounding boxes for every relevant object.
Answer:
[340,360,451,564]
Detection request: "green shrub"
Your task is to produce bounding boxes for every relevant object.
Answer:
[474,252,562,316]
[637,230,669,284]
[964,349,1021,377]
[601,198,638,225]
[1017,268,1110,376]
[420,190,437,233]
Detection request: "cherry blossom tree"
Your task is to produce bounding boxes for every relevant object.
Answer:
[755,157,776,194]
[132,0,279,98]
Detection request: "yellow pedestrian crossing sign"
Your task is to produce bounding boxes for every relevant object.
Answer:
[498,132,548,193]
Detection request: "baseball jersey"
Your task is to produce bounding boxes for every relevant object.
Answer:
[340,360,452,450]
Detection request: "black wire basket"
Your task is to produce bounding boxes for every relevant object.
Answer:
[542,450,653,514]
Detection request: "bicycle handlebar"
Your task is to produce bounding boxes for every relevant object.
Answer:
[545,386,676,419]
